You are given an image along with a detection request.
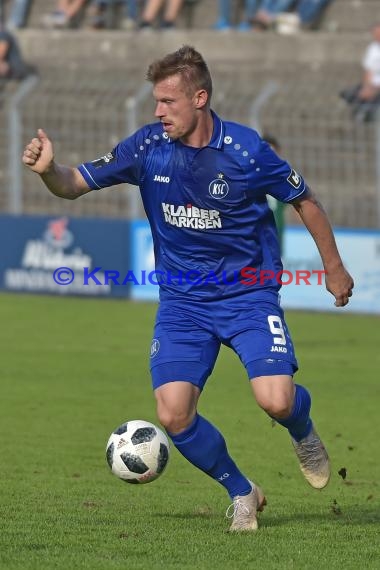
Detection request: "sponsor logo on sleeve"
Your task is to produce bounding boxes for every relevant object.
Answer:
[91,152,116,169]
[287,169,302,189]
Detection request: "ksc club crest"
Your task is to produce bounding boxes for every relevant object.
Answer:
[208,174,229,200]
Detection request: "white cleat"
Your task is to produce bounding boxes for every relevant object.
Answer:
[292,426,331,489]
[226,481,266,532]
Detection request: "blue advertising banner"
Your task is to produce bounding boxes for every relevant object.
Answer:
[282,226,380,314]
[0,214,130,297]
[130,220,159,301]
[4,215,378,312]
[129,220,380,314]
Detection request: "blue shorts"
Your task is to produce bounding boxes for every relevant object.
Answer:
[150,290,298,390]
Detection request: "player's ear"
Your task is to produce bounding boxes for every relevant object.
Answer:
[194,89,208,109]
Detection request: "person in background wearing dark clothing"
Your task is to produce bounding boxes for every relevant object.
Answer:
[0,22,37,80]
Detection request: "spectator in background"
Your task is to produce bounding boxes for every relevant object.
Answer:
[139,0,183,29]
[248,0,333,33]
[214,0,258,31]
[250,0,294,30]
[340,22,380,122]
[263,133,286,255]
[42,0,88,29]
[296,0,332,29]
[0,21,37,80]
[276,0,333,34]
[5,0,33,29]
[90,0,139,29]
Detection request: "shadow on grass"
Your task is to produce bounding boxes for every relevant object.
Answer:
[153,506,222,520]
[153,504,380,527]
[262,505,380,527]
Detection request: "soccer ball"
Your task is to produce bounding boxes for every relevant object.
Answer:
[106,420,170,484]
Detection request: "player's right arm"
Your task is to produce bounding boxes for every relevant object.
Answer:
[22,128,91,200]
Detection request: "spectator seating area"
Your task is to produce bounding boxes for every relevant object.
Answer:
[1,0,379,32]
[0,0,379,228]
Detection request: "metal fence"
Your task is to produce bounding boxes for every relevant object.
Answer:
[0,60,379,228]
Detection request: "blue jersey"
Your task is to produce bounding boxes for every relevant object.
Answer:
[78,111,307,301]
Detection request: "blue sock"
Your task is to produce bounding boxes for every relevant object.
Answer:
[274,384,313,441]
[168,414,252,499]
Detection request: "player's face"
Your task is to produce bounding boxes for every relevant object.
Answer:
[153,74,201,142]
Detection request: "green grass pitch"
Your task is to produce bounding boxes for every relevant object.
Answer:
[0,292,379,569]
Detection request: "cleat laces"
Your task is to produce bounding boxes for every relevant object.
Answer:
[225,498,251,521]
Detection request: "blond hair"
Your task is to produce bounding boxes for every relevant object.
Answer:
[146,45,213,101]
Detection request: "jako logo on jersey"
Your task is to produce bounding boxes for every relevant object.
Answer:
[162,203,222,229]
[208,174,229,200]
[287,169,302,189]
[154,175,171,183]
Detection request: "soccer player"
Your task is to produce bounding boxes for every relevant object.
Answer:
[22,45,354,532]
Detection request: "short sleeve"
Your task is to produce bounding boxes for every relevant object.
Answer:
[78,129,145,190]
[246,139,307,203]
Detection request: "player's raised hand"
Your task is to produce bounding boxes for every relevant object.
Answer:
[22,128,54,174]
[325,265,354,307]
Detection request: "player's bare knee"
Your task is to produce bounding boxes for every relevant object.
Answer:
[252,375,295,418]
[258,397,293,419]
[159,414,192,434]
[154,381,200,433]
[156,406,194,434]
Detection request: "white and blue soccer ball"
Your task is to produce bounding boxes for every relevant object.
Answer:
[106,420,170,484]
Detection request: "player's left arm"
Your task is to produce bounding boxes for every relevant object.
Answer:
[291,188,354,307]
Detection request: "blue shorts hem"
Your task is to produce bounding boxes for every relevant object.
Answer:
[151,361,211,391]
[247,358,298,379]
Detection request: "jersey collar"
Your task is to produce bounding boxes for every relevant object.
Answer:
[208,110,225,149]
[165,110,225,149]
